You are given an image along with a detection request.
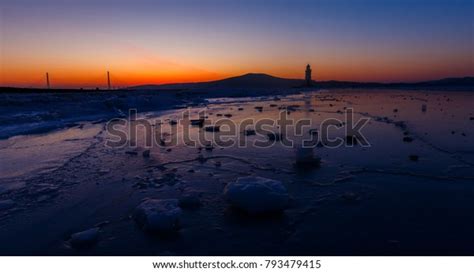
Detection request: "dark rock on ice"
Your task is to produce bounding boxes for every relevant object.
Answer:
[204,144,214,151]
[244,129,256,136]
[409,155,419,161]
[267,132,282,141]
[204,126,220,132]
[190,119,205,127]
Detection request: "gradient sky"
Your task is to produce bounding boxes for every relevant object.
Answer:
[1,0,473,88]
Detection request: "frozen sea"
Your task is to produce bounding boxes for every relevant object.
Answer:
[0,88,473,255]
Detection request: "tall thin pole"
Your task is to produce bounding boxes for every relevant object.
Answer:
[46,72,50,89]
[107,71,111,90]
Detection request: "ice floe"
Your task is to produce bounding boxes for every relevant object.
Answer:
[133,199,182,232]
[70,227,99,248]
[224,176,289,214]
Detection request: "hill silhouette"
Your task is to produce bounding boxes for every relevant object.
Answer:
[130,73,474,91]
[131,73,304,90]
[1,74,473,93]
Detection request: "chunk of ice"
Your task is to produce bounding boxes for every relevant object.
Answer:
[70,227,99,248]
[133,199,182,232]
[224,176,289,214]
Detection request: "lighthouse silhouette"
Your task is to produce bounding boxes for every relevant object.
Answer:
[305,64,312,87]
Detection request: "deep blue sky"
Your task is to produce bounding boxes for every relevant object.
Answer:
[1,0,473,87]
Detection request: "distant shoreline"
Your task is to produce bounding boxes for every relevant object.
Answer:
[2,74,472,94]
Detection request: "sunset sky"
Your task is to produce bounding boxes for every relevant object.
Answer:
[1,0,473,88]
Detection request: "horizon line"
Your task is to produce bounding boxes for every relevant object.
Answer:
[1,72,473,90]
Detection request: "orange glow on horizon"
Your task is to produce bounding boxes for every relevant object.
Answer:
[1,49,473,88]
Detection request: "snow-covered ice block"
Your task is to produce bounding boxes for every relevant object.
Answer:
[70,227,99,248]
[224,176,289,214]
[133,199,182,232]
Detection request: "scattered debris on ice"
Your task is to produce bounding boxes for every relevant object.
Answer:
[204,143,214,151]
[224,176,289,214]
[244,129,256,136]
[190,119,205,127]
[267,132,282,142]
[133,199,182,232]
[204,126,220,132]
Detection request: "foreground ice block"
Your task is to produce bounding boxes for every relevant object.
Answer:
[133,199,182,232]
[224,176,289,214]
[70,227,99,248]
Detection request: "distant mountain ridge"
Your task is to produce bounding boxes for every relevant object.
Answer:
[130,73,474,91]
[131,73,303,90]
[1,74,473,93]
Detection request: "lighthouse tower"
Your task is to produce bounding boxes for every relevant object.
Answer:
[305,64,312,87]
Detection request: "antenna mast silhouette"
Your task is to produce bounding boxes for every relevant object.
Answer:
[107,71,111,90]
[46,73,50,89]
